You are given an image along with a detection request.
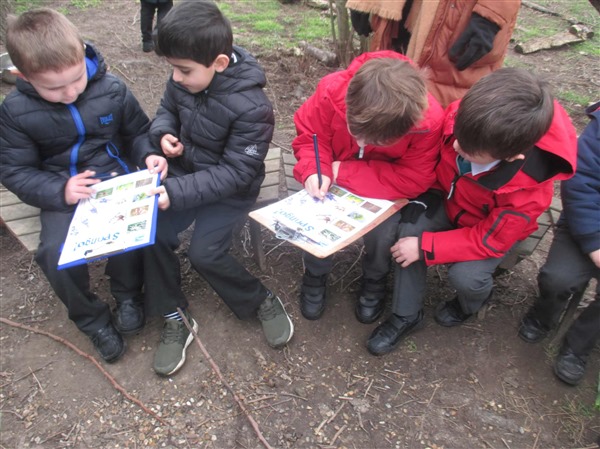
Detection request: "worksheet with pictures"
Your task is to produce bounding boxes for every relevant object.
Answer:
[249,186,406,258]
[57,169,160,269]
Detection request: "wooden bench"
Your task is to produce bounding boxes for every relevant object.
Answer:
[0,146,291,272]
[0,187,41,252]
[0,155,564,275]
[247,146,285,271]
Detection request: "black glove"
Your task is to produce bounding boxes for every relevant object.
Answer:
[400,190,444,224]
[448,13,500,71]
[350,9,372,37]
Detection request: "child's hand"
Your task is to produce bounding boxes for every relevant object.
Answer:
[161,134,184,158]
[65,170,100,205]
[391,236,421,268]
[146,155,168,180]
[149,185,171,210]
[305,173,331,201]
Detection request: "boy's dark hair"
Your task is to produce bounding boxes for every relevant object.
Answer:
[455,68,554,160]
[346,58,428,146]
[6,8,84,78]
[156,0,233,66]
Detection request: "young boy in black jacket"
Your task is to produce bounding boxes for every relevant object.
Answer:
[1,9,190,374]
[141,1,294,369]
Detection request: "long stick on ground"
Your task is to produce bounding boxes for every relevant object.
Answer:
[177,308,274,449]
[0,317,166,426]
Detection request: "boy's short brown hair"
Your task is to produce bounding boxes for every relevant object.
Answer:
[346,58,428,146]
[6,8,84,78]
[455,68,554,160]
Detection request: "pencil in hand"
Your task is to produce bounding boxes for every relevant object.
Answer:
[313,133,322,189]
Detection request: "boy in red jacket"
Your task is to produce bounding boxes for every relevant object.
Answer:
[292,51,444,323]
[367,68,578,356]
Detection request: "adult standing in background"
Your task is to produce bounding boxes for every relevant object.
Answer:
[140,0,172,52]
[347,0,521,107]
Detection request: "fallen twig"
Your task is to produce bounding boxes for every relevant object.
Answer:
[330,424,346,445]
[327,402,346,424]
[29,366,45,394]
[0,361,53,388]
[246,395,277,405]
[315,416,329,435]
[363,378,374,398]
[177,308,274,449]
[280,392,308,401]
[112,65,135,84]
[0,317,166,426]
[0,409,24,420]
[522,1,560,16]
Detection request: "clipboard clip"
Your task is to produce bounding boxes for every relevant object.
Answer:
[274,221,325,247]
[274,221,301,241]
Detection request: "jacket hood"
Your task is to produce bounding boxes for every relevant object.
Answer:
[14,42,107,99]
[209,46,267,94]
[443,99,577,192]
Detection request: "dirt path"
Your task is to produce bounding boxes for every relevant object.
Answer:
[1,1,598,448]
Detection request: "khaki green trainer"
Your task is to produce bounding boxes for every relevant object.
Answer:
[153,312,198,376]
[257,292,294,348]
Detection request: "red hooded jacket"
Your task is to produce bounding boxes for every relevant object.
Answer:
[292,51,444,200]
[421,100,577,266]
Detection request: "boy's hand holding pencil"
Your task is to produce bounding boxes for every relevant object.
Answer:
[305,173,331,200]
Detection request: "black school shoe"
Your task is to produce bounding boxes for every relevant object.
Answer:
[89,322,125,363]
[300,271,327,320]
[554,344,587,386]
[367,310,424,356]
[518,310,550,343]
[355,279,386,324]
[114,297,145,335]
[434,297,473,327]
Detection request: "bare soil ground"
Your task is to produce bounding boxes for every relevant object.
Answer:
[1,1,599,448]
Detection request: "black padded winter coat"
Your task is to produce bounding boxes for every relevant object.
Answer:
[0,44,150,212]
[142,46,275,211]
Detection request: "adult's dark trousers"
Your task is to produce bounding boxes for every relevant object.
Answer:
[534,224,600,356]
[140,0,173,43]
[391,205,509,316]
[36,209,144,335]
[155,200,268,320]
[302,210,402,281]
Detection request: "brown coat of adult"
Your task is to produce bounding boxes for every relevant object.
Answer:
[346,0,521,107]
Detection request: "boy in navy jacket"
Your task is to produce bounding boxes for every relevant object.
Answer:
[519,102,600,386]
[1,9,190,375]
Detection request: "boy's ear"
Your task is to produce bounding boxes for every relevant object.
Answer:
[506,154,526,162]
[213,54,230,73]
